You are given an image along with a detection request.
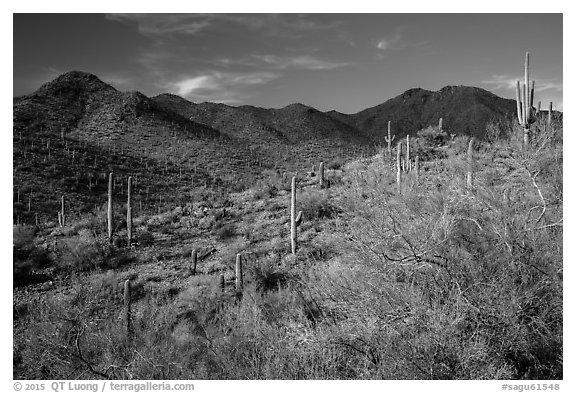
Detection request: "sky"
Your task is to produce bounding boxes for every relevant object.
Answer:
[13,13,562,113]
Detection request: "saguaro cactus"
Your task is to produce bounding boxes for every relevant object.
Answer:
[127,176,133,245]
[405,135,411,172]
[396,143,402,192]
[61,195,65,226]
[439,117,443,131]
[220,274,225,292]
[290,176,303,255]
[318,162,325,188]
[385,121,396,157]
[548,102,553,128]
[515,52,536,145]
[191,249,198,275]
[467,138,475,190]
[414,155,420,183]
[124,279,133,342]
[108,172,114,242]
[235,253,243,293]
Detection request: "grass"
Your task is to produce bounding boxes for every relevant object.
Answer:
[13,118,562,380]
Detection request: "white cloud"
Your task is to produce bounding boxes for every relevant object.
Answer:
[375,33,428,52]
[106,14,343,39]
[376,36,401,51]
[482,74,563,93]
[253,54,350,70]
[164,71,279,103]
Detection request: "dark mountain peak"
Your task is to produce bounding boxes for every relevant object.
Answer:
[278,103,319,116]
[401,87,427,98]
[35,71,116,97]
[153,93,195,106]
[281,102,313,111]
[353,84,518,140]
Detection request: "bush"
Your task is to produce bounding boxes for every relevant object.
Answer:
[13,225,51,286]
[298,189,340,221]
[216,224,237,241]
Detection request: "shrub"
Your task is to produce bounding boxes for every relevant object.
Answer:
[298,189,340,221]
[13,225,51,286]
[216,223,237,241]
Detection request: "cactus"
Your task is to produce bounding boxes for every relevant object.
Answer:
[235,253,243,293]
[396,143,402,192]
[290,176,303,255]
[60,195,65,226]
[220,274,225,292]
[319,162,325,188]
[548,101,553,128]
[439,117,443,131]
[515,52,536,144]
[124,279,133,342]
[467,138,475,190]
[384,121,396,157]
[127,176,133,245]
[108,172,114,242]
[405,135,411,172]
[414,155,420,183]
[191,249,198,275]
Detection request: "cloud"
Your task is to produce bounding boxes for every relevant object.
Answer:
[163,71,279,103]
[375,33,428,52]
[217,54,351,70]
[376,35,402,51]
[482,74,563,92]
[253,54,350,70]
[106,14,212,37]
[106,14,343,39]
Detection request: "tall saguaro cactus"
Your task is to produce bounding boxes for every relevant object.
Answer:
[405,135,411,172]
[127,176,133,245]
[235,253,243,293]
[438,117,443,131]
[318,162,325,188]
[467,138,475,190]
[414,155,420,183]
[396,143,402,192]
[108,172,114,242]
[385,121,396,157]
[124,279,133,343]
[191,249,198,275]
[515,52,536,145]
[290,176,303,255]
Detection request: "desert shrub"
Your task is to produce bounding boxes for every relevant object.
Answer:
[329,122,563,379]
[135,228,155,247]
[251,178,278,200]
[400,126,451,161]
[417,125,450,147]
[247,255,295,292]
[57,229,134,272]
[13,225,52,286]
[216,223,237,241]
[57,229,111,271]
[298,189,341,221]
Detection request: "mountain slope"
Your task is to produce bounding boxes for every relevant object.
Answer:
[348,85,519,141]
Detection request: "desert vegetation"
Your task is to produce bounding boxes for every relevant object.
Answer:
[13,55,562,380]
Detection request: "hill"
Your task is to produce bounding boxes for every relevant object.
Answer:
[347,85,520,141]
[13,72,265,224]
